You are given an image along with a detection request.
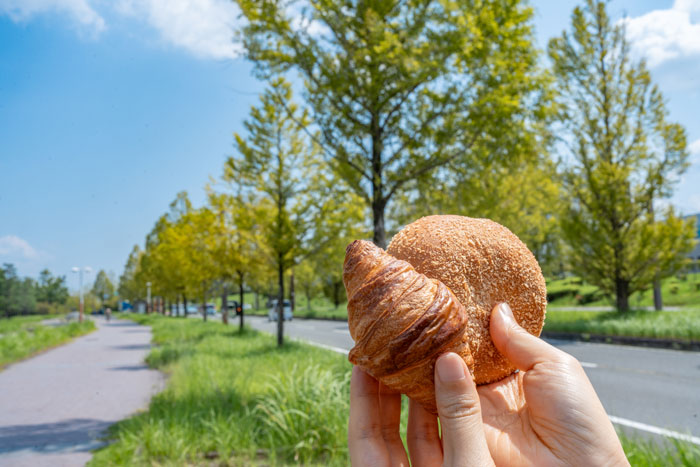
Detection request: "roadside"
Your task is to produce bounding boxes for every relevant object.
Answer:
[0,316,164,467]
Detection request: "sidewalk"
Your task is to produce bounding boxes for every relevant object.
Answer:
[0,316,164,466]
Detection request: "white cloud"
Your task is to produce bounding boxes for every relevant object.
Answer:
[689,138,700,164]
[0,0,105,32]
[0,235,39,259]
[622,0,700,67]
[115,0,243,60]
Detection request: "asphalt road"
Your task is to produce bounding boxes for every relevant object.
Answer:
[0,317,164,466]
[245,315,700,445]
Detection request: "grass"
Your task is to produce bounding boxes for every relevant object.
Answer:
[0,314,96,368]
[543,309,700,341]
[618,430,700,466]
[92,314,696,466]
[90,314,355,466]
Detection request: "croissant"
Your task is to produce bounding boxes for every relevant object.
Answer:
[344,239,474,415]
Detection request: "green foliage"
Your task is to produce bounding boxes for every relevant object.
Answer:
[544,309,700,341]
[548,0,695,311]
[91,270,115,306]
[0,315,95,368]
[239,0,550,247]
[90,315,352,465]
[1,263,40,317]
[36,269,69,305]
[118,245,142,303]
[617,430,700,466]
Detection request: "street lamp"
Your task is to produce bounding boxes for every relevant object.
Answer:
[72,266,92,323]
[146,281,152,314]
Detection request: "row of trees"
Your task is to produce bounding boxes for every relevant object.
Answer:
[0,264,70,317]
[121,0,696,345]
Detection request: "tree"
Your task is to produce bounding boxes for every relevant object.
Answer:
[548,0,696,311]
[229,78,321,346]
[91,270,115,308]
[118,245,143,304]
[239,0,548,248]
[36,269,69,305]
[0,264,37,316]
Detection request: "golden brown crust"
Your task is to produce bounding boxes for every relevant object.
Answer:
[344,239,474,414]
[387,215,547,384]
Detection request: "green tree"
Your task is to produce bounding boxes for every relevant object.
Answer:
[229,78,321,346]
[239,0,548,248]
[548,0,696,311]
[118,245,143,304]
[36,269,69,305]
[0,264,37,316]
[91,270,115,308]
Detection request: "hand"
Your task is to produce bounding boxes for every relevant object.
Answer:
[348,353,493,467]
[477,303,629,466]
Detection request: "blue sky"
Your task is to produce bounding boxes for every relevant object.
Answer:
[1,0,699,289]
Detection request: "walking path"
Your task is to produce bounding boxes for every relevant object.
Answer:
[0,317,164,466]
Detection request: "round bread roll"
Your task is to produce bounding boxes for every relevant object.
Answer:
[387,215,547,384]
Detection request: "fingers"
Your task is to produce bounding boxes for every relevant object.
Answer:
[490,302,564,372]
[435,353,494,467]
[407,398,442,467]
[348,367,392,466]
[378,382,409,466]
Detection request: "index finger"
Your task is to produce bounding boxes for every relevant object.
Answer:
[348,366,391,466]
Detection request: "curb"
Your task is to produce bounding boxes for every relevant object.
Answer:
[541,332,700,351]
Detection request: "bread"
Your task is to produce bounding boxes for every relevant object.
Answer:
[387,215,547,384]
[344,215,547,411]
[344,239,474,415]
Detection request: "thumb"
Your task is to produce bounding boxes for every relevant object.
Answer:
[490,302,564,371]
[434,353,494,467]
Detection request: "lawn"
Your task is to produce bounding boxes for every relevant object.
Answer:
[91,314,697,466]
[543,309,700,341]
[0,314,96,368]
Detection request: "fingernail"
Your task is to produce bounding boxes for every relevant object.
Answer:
[437,353,466,382]
[498,302,515,324]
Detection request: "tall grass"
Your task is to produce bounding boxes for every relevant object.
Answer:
[0,315,95,368]
[90,315,352,465]
[618,430,700,466]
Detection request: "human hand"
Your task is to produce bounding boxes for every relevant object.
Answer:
[477,303,629,466]
[348,346,494,466]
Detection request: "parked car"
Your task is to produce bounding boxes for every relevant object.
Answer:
[268,299,293,321]
[199,303,217,315]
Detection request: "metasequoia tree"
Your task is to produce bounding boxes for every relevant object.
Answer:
[238,0,549,247]
[548,0,695,311]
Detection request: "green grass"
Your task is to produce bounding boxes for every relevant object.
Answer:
[543,309,700,341]
[90,314,354,466]
[92,314,696,466]
[0,315,96,368]
[618,430,700,466]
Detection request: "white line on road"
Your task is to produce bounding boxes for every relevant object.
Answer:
[333,329,350,334]
[580,362,598,368]
[609,415,700,446]
[302,340,350,356]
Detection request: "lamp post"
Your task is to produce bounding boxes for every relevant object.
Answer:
[72,266,92,323]
[146,281,152,314]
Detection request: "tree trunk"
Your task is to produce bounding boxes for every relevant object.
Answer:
[372,197,387,249]
[290,268,295,314]
[333,280,340,309]
[615,278,630,312]
[202,284,207,322]
[306,289,311,312]
[255,292,259,312]
[277,254,285,347]
[239,272,245,333]
[653,278,663,311]
[222,285,228,325]
[183,294,188,318]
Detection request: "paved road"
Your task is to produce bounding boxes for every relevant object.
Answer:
[246,315,700,445]
[0,317,164,466]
